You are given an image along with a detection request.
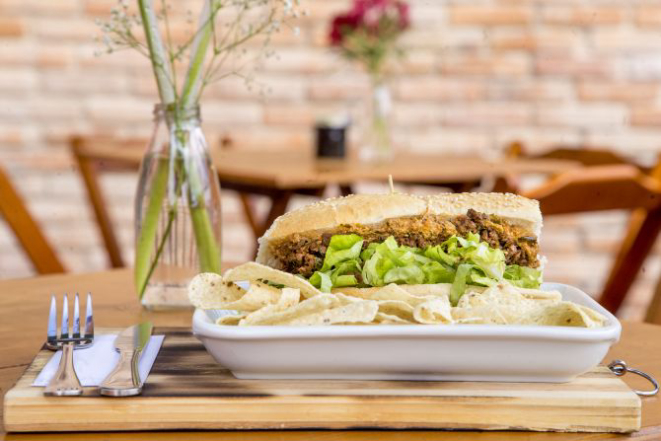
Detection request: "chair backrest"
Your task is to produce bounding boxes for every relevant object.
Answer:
[521,160,661,320]
[495,141,641,195]
[523,165,661,215]
[69,136,143,268]
[0,165,65,274]
[506,141,641,169]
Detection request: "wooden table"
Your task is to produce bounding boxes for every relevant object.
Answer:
[72,140,580,262]
[1,268,660,440]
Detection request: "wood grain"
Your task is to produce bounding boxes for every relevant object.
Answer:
[1,269,660,440]
[68,138,580,189]
[3,328,641,433]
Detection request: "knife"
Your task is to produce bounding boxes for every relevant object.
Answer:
[100,322,153,397]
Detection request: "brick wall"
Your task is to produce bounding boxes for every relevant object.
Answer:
[1,0,661,319]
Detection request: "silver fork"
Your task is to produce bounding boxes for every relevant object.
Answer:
[44,293,94,396]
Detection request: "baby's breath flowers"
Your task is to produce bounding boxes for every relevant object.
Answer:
[97,0,303,104]
[96,0,303,299]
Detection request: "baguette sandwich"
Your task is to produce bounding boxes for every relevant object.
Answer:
[256,192,543,305]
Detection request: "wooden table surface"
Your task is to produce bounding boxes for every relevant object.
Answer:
[75,142,582,261]
[85,145,580,189]
[2,268,659,440]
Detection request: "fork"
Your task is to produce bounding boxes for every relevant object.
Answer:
[44,293,94,397]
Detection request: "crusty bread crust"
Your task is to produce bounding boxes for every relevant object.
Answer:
[256,192,542,266]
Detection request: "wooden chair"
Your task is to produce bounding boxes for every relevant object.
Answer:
[506,140,642,168]
[503,141,661,318]
[646,280,661,324]
[0,165,65,274]
[494,141,649,194]
[69,136,144,268]
[70,135,325,266]
[521,163,661,318]
[599,159,661,318]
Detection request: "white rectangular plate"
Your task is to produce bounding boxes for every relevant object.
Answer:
[192,283,620,382]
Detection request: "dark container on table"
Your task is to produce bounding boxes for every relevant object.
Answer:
[315,121,348,159]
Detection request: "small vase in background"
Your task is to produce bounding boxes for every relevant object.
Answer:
[135,105,222,310]
[360,77,394,163]
[328,0,409,162]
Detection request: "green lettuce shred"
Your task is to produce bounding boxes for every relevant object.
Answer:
[308,232,542,305]
[504,264,543,289]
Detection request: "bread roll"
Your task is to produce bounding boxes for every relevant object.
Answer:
[256,192,541,268]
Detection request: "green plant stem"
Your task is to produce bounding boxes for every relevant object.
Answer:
[177,0,224,274]
[135,0,177,298]
[184,151,221,272]
[134,0,223,300]
[135,157,169,298]
[190,203,221,272]
[138,206,177,298]
[180,0,219,109]
[137,0,176,104]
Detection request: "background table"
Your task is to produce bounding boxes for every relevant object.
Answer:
[1,268,660,440]
[72,140,580,258]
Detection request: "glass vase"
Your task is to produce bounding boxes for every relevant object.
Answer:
[359,77,394,162]
[135,104,222,310]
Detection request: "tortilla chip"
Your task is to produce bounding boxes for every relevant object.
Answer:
[243,294,340,325]
[280,301,379,326]
[222,262,322,298]
[336,283,454,299]
[194,267,605,328]
[374,312,412,325]
[370,284,440,306]
[332,292,366,304]
[188,272,245,309]
[518,288,563,302]
[375,300,415,322]
[414,297,454,324]
[453,284,543,325]
[216,313,247,326]
[577,304,608,326]
[213,281,281,311]
[526,302,606,328]
[239,288,301,325]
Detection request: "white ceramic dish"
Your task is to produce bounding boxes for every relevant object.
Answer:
[192,283,621,382]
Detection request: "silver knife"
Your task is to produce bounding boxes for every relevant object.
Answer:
[99,322,153,397]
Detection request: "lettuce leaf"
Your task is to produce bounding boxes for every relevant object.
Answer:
[309,270,332,292]
[310,234,364,292]
[421,261,455,284]
[383,265,426,285]
[320,234,363,271]
[307,232,541,303]
[504,264,543,288]
[451,263,473,306]
[424,245,459,266]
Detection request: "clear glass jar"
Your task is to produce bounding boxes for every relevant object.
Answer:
[359,76,394,163]
[135,104,222,310]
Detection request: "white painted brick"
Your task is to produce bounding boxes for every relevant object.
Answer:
[0,69,38,93]
[537,103,629,128]
[201,103,264,126]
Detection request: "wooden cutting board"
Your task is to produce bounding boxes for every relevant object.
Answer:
[3,328,641,433]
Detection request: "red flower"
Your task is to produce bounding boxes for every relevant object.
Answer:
[329,0,410,46]
[396,1,410,30]
[330,12,361,46]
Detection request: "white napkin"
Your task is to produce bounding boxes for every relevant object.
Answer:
[32,334,165,387]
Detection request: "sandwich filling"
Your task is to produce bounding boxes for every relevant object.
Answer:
[271,209,539,277]
[268,209,542,304]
